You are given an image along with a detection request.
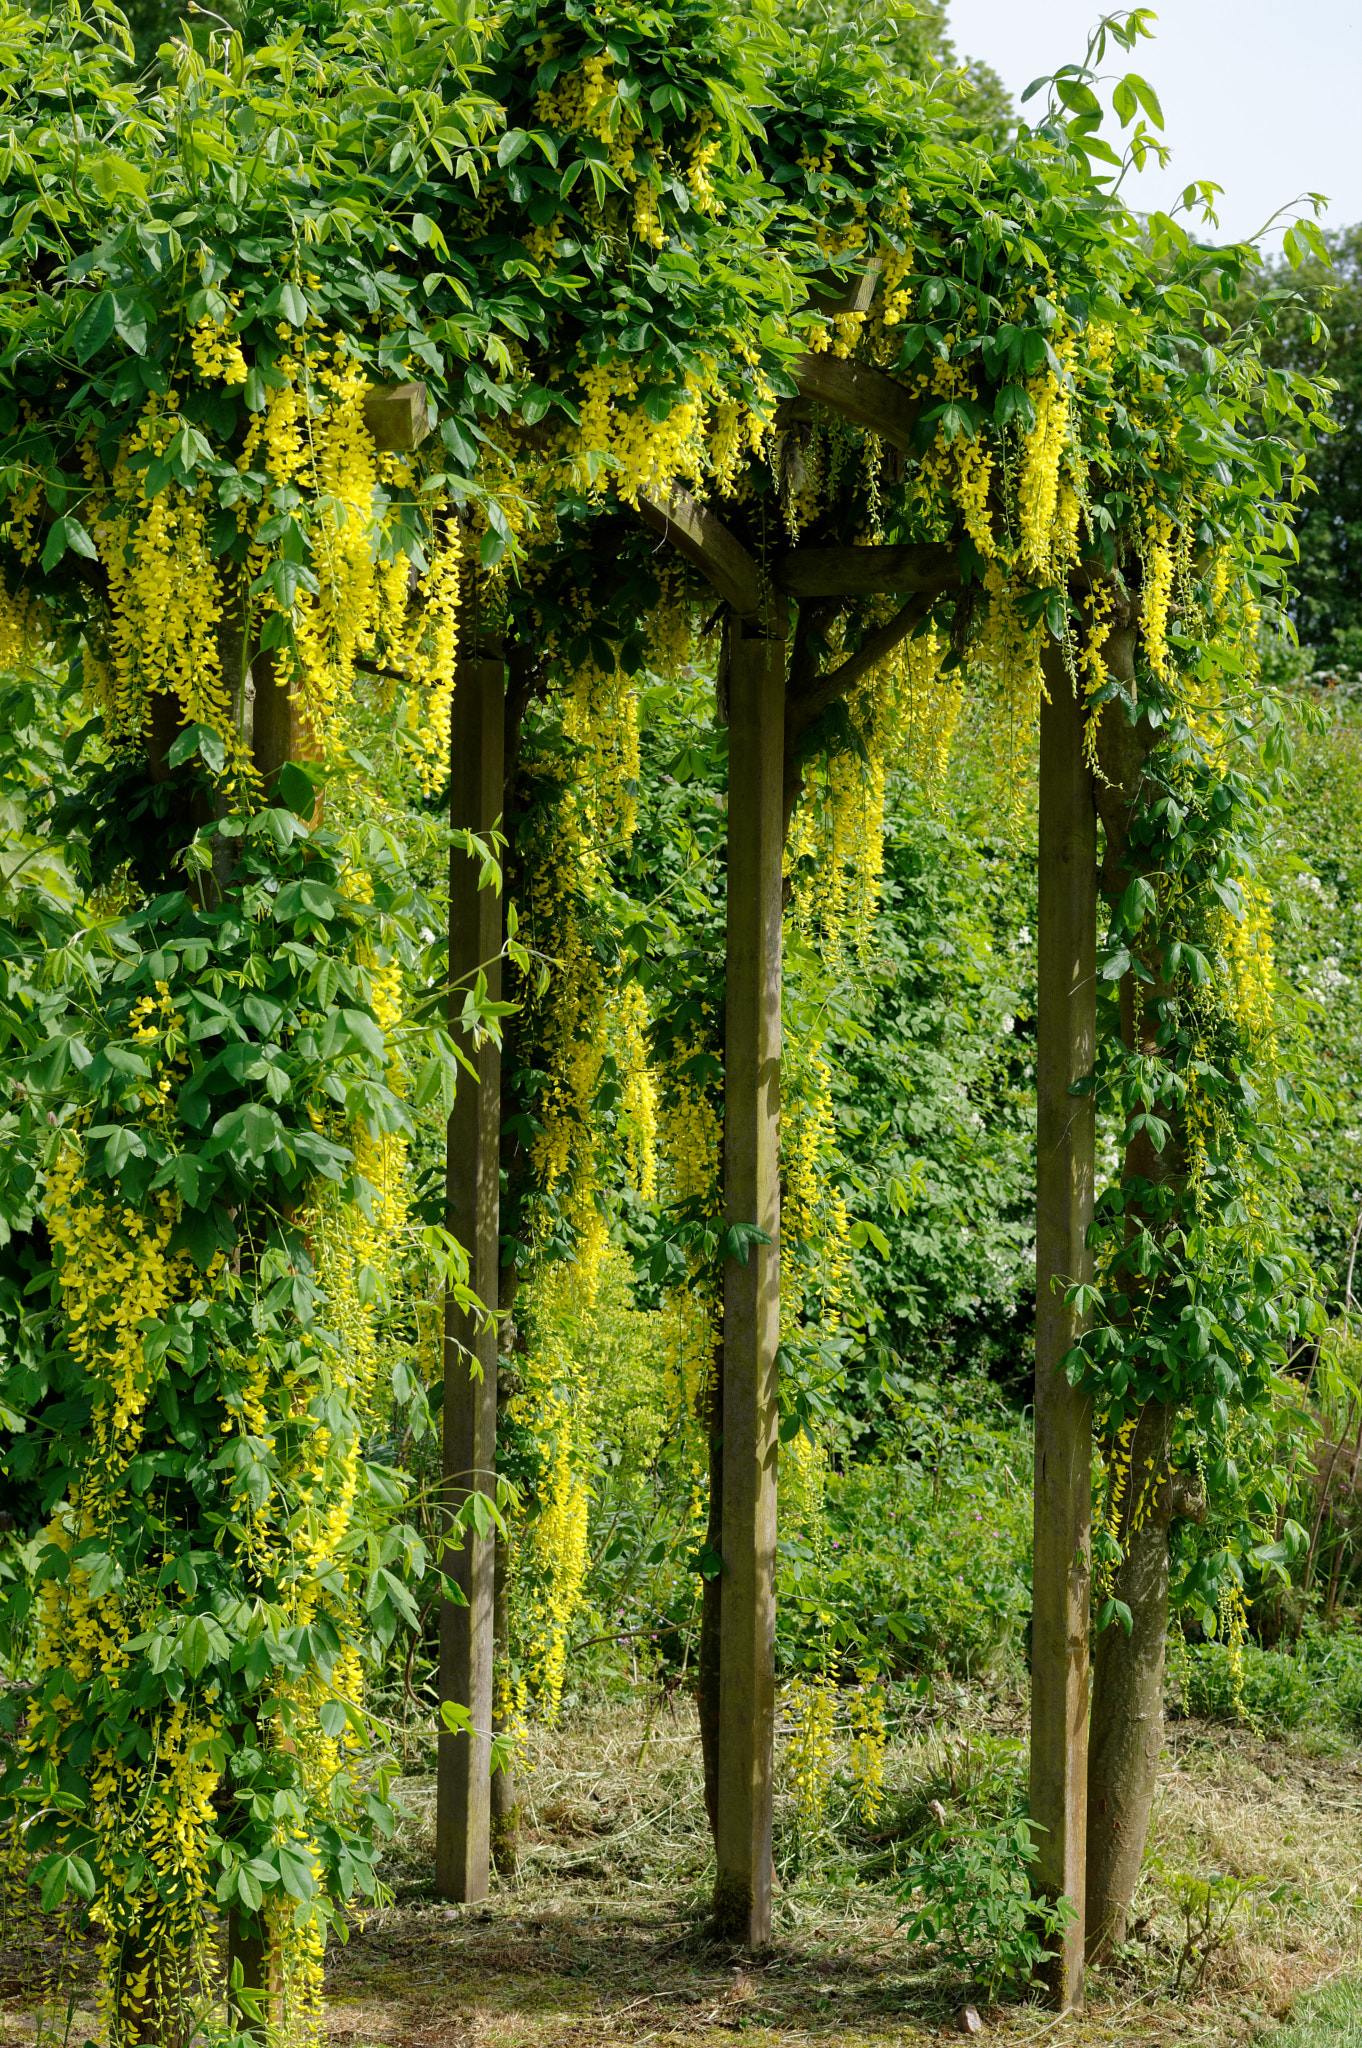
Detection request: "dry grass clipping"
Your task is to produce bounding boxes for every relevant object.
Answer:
[2,1692,1360,2046]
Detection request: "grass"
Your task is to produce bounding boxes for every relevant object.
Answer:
[317,1685,1362,2048]
[5,1683,1362,2046]
[1265,1974,1362,2044]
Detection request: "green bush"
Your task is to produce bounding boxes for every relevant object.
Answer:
[898,1817,1075,1999]
[1177,1642,1314,1731]
[1301,1630,1362,1735]
[777,1397,1032,1684]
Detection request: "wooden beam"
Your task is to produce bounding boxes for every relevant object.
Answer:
[773,543,958,601]
[437,644,504,1904]
[714,612,785,1946]
[1030,638,1096,2010]
[364,381,433,452]
[789,355,921,455]
[807,258,882,316]
[636,485,768,622]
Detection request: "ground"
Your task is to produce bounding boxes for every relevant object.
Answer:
[5,1687,1361,2046]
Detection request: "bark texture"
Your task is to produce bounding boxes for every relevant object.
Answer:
[1085,1400,1170,1955]
[1084,619,1203,1958]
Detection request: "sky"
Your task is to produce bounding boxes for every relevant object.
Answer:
[944,0,1361,248]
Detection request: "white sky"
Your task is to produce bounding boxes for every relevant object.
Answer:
[944,1,1362,248]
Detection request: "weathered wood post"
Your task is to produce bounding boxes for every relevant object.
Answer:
[714,606,786,1945]
[437,640,505,1902]
[1029,639,1097,2007]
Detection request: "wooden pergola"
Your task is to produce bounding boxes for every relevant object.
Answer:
[435,348,1110,2005]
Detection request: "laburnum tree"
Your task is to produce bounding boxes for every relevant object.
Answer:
[0,0,1334,2036]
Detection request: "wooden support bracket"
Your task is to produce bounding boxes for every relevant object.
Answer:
[636,484,776,625]
[772,542,958,601]
[787,354,921,454]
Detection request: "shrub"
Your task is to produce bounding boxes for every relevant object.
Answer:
[1176,1642,1314,1731]
[898,1817,1075,1999]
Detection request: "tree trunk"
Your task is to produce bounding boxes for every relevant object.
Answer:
[225,1906,280,2043]
[1084,627,1201,1961]
[1086,1401,1170,1956]
[114,1936,187,2048]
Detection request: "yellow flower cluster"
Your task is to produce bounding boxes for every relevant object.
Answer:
[0,571,47,669]
[875,241,914,329]
[93,398,238,749]
[633,180,666,251]
[534,48,635,172]
[784,1673,836,1837]
[240,343,459,786]
[618,980,659,1202]
[189,309,248,386]
[30,1145,225,2036]
[1221,876,1277,1051]
[847,1681,888,1824]
[1140,500,1176,680]
[43,1142,185,1433]
[657,1029,723,1464]
[1017,338,1076,577]
[687,135,721,216]
[509,1217,605,1715]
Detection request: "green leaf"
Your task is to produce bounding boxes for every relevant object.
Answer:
[71,291,117,363]
[1127,72,1164,128]
[40,515,98,573]
[275,1844,315,1902]
[497,127,530,166]
[177,1612,228,1677]
[320,1699,348,1738]
[111,291,149,354]
[279,281,309,328]
[167,723,226,775]
[342,1009,386,1059]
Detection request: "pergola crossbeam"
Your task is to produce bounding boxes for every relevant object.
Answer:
[773,543,958,600]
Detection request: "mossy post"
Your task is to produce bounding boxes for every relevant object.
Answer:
[1029,639,1096,2007]
[715,609,785,1945]
[437,641,505,1902]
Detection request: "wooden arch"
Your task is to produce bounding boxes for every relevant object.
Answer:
[439,352,1102,1998]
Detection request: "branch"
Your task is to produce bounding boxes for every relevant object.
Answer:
[787,593,935,741]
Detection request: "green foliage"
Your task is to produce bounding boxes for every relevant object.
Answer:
[829,767,1037,1381]
[1260,227,1362,676]
[0,685,501,1951]
[1176,1640,1315,1732]
[778,1393,1032,1684]
[1271,694,1362,1288]
[898,1816,1075,2000]
[1067,675,1322,1474]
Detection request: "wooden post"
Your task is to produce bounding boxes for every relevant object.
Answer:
[714,612,785,1946]
[436,644,504,1902]
[225,1909,280,2043]
[1029,640,1097,2008]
